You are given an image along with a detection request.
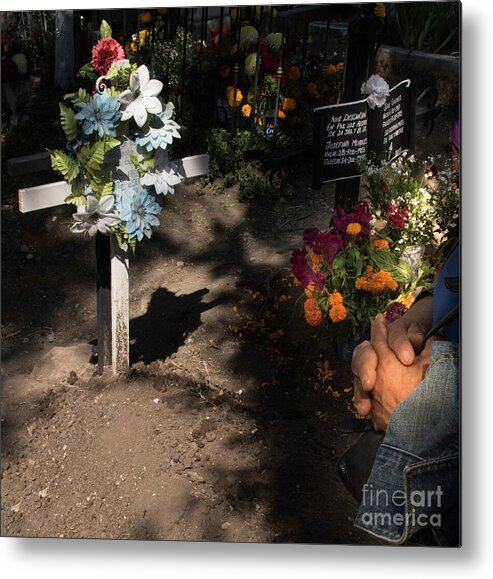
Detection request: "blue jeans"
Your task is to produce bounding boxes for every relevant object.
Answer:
[354,341,460,546]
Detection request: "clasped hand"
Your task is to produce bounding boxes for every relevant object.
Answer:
[351,302,435,431]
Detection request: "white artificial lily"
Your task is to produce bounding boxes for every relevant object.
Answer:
[139,149,182,196]
[119,65,163,127]
[71,195,121,237]
[361,74,390,109]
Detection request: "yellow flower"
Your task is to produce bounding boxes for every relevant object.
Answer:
[139,29,150,45]
[400,294,416,309]
[346,222,362,236]
[241,104,251,118]
[336,62,344,72]
[374,3,386,18]
[226,86,243,108]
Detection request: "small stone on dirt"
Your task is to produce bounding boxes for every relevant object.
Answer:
[176,261,185,268]
[67,371,78,385]
[38,487,49,498]
[205,431,216,442]
[11,502,21,513]
[221,522,231,530]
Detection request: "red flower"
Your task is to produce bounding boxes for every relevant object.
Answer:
[260,47,278,73]
[91,37,125,75]
[386,201,409,230]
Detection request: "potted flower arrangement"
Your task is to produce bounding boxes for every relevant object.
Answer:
[290,199,435,359]
[358,151,459,269]
[49,21,182,251]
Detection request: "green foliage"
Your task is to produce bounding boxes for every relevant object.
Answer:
[206,127,295,203]
[49,149,80,183]
[65,88,90,106]
[64,188,88,206]
[59,103,78,141]
[387,2,460,54]
[100,19,112,39]
[237,161,281,204]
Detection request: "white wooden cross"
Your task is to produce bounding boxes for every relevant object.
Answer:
[17,151,209,376]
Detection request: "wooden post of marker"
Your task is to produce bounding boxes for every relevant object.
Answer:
[96,233,112,374]
[110,237,129,375]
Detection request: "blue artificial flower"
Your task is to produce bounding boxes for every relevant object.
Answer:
[135,102,181,152]
[117,188,161,241]
[75,92,122,138]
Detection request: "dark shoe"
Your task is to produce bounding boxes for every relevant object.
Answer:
[337,430,385,502]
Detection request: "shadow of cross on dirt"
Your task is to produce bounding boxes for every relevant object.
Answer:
[129,287,223,365]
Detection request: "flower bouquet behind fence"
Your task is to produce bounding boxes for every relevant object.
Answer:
[49,20,182,251]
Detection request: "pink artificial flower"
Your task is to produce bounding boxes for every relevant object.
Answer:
[91,37,126,75]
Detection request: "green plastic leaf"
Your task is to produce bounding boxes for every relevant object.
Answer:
[100,19,112,39]
[79,62,98,82]
[65,88,90,105]
[59,103,78,141]
[50,150,80,183]
[64,191,87,206]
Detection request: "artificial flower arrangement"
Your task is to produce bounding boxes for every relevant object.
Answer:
[290,200,433,342]
[49,21,182,250]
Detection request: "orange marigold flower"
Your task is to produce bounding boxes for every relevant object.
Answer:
[278,109,286,119]
[226,85,243,108]
[329,303,347,323]
[326,64,337,75]
[304,298,322,326]
[336,62,344,72]
[346,222,362,236]
[329,291,343,307]
[372,238,389,250]
[241,104,252,117]
[307,82,320,97]
[282,97,297,112]
[310,252,323,270]
[374,3,386,18]
[288,66,301,81]
[356,268,398,295]
[139,11,153,23]
[304,282,316,298]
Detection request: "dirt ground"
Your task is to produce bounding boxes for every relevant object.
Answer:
[1,75,456,543]
[1,167,387,543]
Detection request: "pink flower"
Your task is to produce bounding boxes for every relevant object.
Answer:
[91,37,125,75]
[290,246,326,290]
[333,201,371,237]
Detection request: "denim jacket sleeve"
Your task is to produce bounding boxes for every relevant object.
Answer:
[354,341,460,546]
